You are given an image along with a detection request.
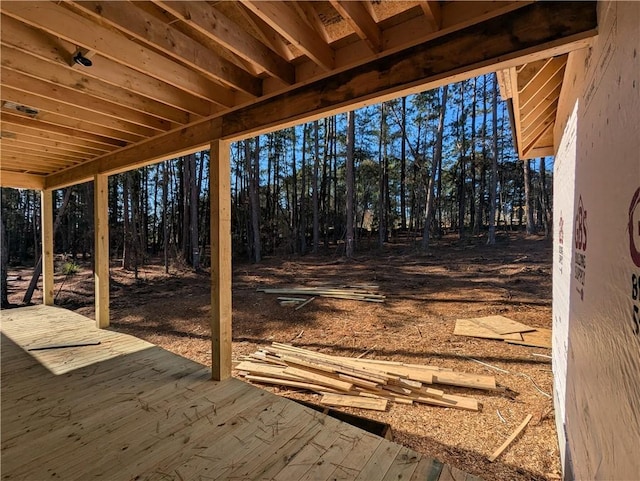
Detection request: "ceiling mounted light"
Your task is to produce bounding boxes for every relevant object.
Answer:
[73,51,93,67]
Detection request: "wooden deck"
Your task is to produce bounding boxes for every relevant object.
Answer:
[1,305,480,481]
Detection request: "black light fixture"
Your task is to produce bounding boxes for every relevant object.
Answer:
[73,51,93,67]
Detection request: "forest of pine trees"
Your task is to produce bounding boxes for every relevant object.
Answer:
[0,74,552,277]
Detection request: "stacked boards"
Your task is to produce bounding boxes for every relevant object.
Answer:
[236,343,498,412]
[454,315,551,348]
[258,285,385,304]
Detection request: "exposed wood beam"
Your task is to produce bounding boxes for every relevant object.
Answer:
[45,1,597,189]
[1,46,189,126]
[522,83,562,124]
[0,171,45,190]
[522,121,555,158]
[155,1,295,84]
[290,2,331,44]
[1,112,124,149]
[210,139,232,381]
[419,1,442,31]
[1,86,152,142]
[330,1,382,53]
[94,173,109,329]
[232,4,294,62]
[0,125,110,156]
[0,2,234,108]
[71,1,261,98]
[243,1,334,71]
[1,68,171,132]
[517,57,557,93]
[0,15,210,118]
[41,188,54,306]
[1,142,87,163]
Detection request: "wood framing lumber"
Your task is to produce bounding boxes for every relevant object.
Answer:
[94,173,109,329]
[44,1,597,189]
[239,343,492,412]
[244,375,341,394]
[283,366,353,392]
[488,414,533,462]
[320,393,388,412]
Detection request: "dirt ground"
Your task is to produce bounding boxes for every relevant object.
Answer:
[5,232,559,481]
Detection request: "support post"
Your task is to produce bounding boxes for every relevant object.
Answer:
[94,174,110,328]
[41,188,54,305]
[210,139,232,381]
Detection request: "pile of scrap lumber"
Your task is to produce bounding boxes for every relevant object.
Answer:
[258,285,385,304]
[236,343,498,412]
[454,315,551,348]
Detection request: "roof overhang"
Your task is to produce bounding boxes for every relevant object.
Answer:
[0,1,597,189]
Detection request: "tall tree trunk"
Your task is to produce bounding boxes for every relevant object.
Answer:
[248,138,262,262]
[345,110,356,258]
[487,75,499,245]
[539,157,551,238]
[378,103,387,247]
[469,77,478,233]
[312,120,320,253]
[458,81,466,239]
[163,160,169,273]
[1,216,10,308]
[291,127,298,254]
[188,153,200,269]
[300,123,308,254]
[399,97,407,231]
[123,173,132,269]
[523,158,536,234]
[422,85,448,250]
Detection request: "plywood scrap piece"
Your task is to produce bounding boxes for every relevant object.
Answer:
[506,328,552,348]
[320,393,388,411]
[454,318,523,341]
[472,315,536,335]
[488,414,533,462]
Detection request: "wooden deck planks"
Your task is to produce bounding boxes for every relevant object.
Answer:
[1,305,481,481]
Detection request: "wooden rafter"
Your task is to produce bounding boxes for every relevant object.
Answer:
[0,1,596,187]
[71,1,262,97]
[0,15,211,117]
[419,1,442,31]
[243,1,335,71]
[43,2,597,189]
[0,2,234,107]
[329,1,382,53]
[155,1,295,84]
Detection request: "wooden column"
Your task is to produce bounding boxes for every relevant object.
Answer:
[41,189,54,306]
[94,174,110,328]
[210,139,232,381]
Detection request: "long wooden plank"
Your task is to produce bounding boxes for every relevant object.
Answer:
[210,139,232,380]
[320,393,388,412]
[284,366,354,391]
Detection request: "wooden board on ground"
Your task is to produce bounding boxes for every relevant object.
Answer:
[320,393,388,411]
[454,318,523,341]
[471,315,536,335]
[506,328,552,348]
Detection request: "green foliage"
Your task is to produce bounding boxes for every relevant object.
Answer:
[61,261,79,276]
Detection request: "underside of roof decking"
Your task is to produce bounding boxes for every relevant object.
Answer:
[0,1,597,190]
